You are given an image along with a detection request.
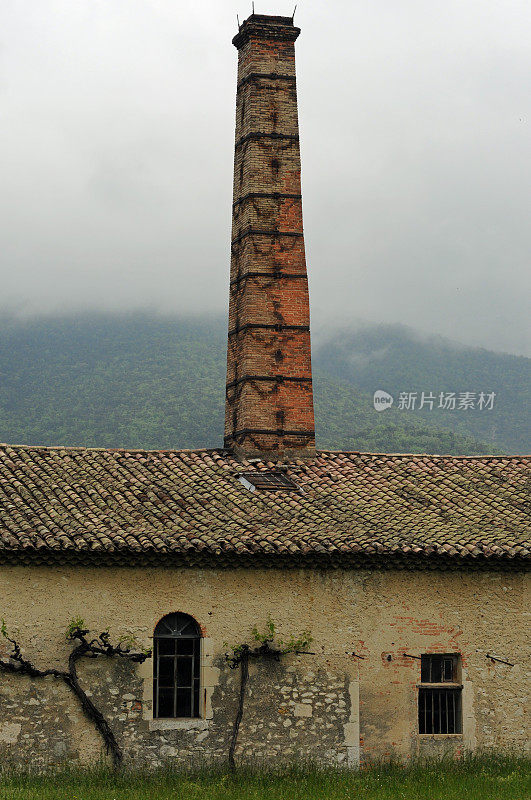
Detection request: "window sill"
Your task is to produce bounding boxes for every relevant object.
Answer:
[417,684,462,689]
[149,719,209,731]
[418,733,463,738]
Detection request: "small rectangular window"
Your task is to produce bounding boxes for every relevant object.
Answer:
[418,654,462,735]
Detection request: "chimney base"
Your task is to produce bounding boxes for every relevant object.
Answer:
[225,433,316,462]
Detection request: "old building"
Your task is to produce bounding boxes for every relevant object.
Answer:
[0,13,529,769]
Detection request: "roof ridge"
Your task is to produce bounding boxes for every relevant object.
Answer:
[0,443,230,455]
[0,443,528,461]
[318,450,530,460]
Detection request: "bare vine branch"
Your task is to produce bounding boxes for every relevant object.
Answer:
[224,618,313,770]
[0,618,151,768]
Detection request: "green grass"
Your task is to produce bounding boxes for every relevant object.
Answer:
[0,757,529,800]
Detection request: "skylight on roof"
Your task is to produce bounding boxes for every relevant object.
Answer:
[238,471,300,492]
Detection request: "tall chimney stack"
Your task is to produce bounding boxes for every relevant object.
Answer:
[224,13,315,459]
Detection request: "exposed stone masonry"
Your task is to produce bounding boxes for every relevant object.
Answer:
[0,653,352,769]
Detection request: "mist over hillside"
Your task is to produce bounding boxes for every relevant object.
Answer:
[314,324,530,454]
[0,314,528,455]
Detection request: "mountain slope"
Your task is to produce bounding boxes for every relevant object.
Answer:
[0,314,526,455]
[314,324,529,453]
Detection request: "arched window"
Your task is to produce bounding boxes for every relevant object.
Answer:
[153,613,201,718]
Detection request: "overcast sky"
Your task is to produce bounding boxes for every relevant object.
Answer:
[1,1,529,355]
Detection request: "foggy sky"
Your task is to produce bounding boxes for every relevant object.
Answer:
[1,1,530,355]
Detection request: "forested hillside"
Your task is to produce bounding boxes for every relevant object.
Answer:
[0,314,527,455]
[314,324,529,454]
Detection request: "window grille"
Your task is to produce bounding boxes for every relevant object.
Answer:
[153,613,201,719]
[418,654,462,735]
[421,653,457,683]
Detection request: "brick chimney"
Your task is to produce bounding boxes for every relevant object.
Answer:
[224,13,315,459]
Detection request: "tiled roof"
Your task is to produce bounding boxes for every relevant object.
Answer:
[0,444,529,569]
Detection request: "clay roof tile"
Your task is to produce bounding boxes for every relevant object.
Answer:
[0,445,528,569]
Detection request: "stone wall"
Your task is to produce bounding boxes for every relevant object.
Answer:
[0,566,528,768]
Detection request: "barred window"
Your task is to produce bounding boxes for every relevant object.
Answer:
[418,654,462,735]
[153,613,201,719]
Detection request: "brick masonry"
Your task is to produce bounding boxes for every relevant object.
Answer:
[224,15,315,459]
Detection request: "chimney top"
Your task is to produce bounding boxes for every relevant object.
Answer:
[233,14,300,49]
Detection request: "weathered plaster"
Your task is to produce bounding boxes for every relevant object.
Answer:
[0,566,528,768]
[344,677,360,766]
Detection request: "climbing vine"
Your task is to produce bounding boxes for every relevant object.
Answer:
[224,617,313,769]
[0,618,151,768]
